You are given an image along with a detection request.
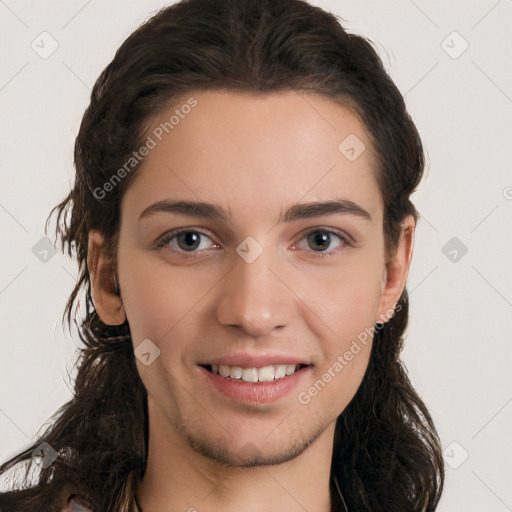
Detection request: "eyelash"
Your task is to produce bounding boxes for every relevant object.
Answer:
[155,227,355,260]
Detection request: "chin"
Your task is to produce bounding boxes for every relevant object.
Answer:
[180,419,327,467]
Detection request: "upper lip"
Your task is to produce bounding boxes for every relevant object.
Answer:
[199,353,313,368]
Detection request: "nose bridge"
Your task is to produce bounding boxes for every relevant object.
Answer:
[216,236,293,337]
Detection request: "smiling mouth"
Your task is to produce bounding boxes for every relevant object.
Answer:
[200,363,309,383]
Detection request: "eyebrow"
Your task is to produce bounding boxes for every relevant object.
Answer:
[138,197,372,223]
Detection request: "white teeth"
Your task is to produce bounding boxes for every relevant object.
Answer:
[285,364,296,376]
[219,364,230,377]
[258,366,275,382]
[229,366,242,379]
[208,363,300,382]
[241,367,259,382]
[274,364,287,379]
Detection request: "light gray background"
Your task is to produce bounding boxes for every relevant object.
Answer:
[1,1,511,509]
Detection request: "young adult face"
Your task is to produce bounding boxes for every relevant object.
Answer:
[89,90,414,467]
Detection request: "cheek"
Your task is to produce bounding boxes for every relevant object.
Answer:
[313,281,376,389]
[297,280,377,415]
[295,254,381,408]
[297,251,383,345]
[118,253,218,352]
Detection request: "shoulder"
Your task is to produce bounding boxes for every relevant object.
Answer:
[60,495,94,512]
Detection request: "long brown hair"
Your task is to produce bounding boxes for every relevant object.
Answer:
[0,1,444,510]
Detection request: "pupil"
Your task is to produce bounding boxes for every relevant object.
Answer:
[178,232,200,251]
[309,232,329,251]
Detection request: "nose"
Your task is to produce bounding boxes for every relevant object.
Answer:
[215,243,295,338]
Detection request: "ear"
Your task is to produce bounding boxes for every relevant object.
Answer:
[376,214,415,324]
[87,230,126,326]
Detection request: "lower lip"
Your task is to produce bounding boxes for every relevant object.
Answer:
[198,365,310,405]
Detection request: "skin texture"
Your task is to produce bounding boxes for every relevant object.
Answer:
[87,90,415,512]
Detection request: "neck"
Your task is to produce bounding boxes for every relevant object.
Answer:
[136,396,336,512]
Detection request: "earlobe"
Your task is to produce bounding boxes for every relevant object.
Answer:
[376,215,415,324]
[87,230,126,326]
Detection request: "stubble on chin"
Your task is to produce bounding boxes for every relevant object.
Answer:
[179,419,329,468]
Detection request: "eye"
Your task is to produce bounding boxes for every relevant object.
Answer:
[155,228,217,257]
[155,226,354,259]
[292,228,354,258]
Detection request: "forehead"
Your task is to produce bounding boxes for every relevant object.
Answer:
[123,90,383,226]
